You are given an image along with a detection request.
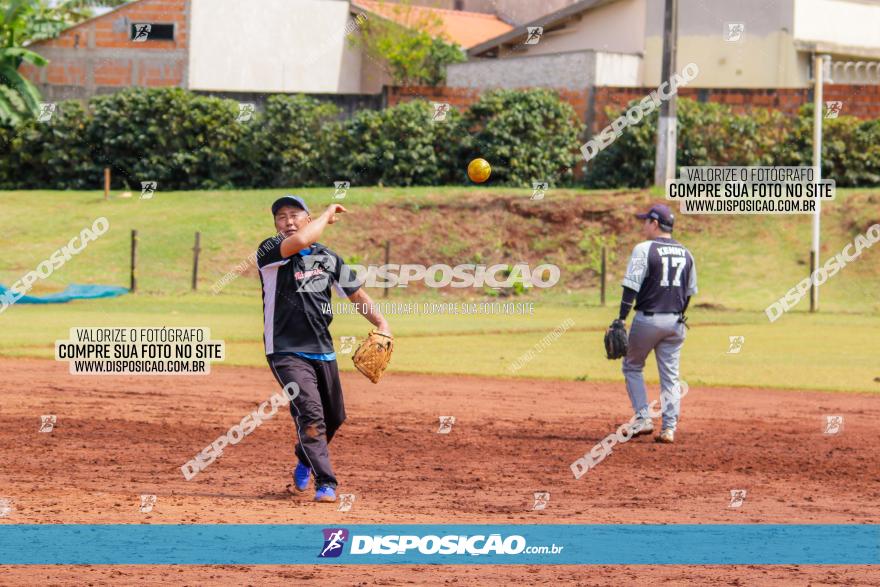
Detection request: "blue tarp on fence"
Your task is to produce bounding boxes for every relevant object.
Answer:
[0,284,128,305]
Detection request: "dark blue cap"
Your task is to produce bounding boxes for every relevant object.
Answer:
[271,195,309,216]
[636,203,674,231]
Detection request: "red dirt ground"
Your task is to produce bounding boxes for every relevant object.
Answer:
[1,358,878,585]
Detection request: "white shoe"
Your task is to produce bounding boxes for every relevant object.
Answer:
[629,418,653,436]
[656,429,675,443]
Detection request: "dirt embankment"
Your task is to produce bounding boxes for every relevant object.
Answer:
[327,191,685,292]
[244,189,879,295]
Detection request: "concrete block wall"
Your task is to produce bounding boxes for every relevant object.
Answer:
[447,51,596,91]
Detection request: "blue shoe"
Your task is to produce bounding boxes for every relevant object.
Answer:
[293,462,311,492]
[314,485,337,503]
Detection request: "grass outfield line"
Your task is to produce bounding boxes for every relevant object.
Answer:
[1,188,878,393]
[1,293,877,393]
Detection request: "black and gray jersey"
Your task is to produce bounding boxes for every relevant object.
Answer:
[621,237,697,313]
[257,239,361,356]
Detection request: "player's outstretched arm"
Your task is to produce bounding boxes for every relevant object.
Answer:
[346,288,391,335]
[280,204,347,257]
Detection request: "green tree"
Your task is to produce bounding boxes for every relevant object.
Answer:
[424,36,465,86]
[0,0,130,123]
[349,0,465,86]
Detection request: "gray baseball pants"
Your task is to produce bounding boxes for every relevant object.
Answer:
[622,311,686,431]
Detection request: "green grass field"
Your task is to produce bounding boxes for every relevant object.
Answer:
[1,188,878,392]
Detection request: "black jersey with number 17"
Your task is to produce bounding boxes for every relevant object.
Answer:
[621,237,697,313]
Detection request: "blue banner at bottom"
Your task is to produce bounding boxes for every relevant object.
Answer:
[0,525,877,565]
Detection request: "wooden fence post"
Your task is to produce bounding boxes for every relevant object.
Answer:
[130,229,138,293]
[192,232,201,291]
[600,246,606,306]
[104,168,110,200]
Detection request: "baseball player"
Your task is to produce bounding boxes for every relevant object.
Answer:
[258,195,390,502]
[611,204,697,443]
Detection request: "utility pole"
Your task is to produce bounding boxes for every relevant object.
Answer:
[654,0,678,187]
[810,54,829,312]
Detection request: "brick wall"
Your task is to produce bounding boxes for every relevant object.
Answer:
[20,0,189,102]
[388,84,880,134]
[591,85,880,132]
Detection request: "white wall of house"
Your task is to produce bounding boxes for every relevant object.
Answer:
[188,0,366,93]
[500,0,645,57]
[643,0,879,88]
[793,0,880,53]
[642,0,804,88]
[595,52,642,85]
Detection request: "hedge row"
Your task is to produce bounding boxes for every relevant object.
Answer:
[1,87,878,189]
[585,99,880,188]
[0,87,580,190]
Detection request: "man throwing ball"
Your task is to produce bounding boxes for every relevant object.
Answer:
[609,204,697,444]
[258,195,390,502]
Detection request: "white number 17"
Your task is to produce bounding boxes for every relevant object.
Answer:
[660,256,686,287]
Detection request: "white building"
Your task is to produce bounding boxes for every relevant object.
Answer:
[451,0,880,89]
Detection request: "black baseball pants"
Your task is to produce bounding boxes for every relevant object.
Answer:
[267,354,346,489]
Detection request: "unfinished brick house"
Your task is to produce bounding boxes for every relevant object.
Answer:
[21,0,189,102]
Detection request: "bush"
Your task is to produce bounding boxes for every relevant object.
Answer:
[326,99,462,186]
[584,98,880,188]
[460,89,581,186]
[4,88,877,190]
[582,103,656,189]
[87,88,248,190]
[238,94,340,188]
[777,103,880,187]
[584,99,794,188]
[0,100,95,189]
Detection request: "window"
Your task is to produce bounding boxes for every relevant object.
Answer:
[130,23,175,42]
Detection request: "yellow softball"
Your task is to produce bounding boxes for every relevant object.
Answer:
[467,158,492,183]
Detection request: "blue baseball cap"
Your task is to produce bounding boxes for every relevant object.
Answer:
[636,203,674,231]
[271,195,310,216]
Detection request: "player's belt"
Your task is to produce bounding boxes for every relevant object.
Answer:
[641,311,681,316]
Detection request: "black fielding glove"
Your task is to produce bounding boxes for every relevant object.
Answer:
[604,319,628,360]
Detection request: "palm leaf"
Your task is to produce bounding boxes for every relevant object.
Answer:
[2,47,48,66]
[0,84,26,124]
[0,63,41,115]
[4,0,31,26]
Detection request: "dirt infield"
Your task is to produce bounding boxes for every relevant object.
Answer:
[1,358,878,585]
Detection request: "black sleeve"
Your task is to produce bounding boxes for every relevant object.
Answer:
[256,236,285,268]
[619,286,638,321]
[330,251,362,297]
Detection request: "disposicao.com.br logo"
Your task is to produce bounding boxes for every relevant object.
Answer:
[319,528,349,558]
[318,528,563,558]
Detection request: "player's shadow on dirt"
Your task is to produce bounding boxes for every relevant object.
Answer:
[169,490,297,501]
